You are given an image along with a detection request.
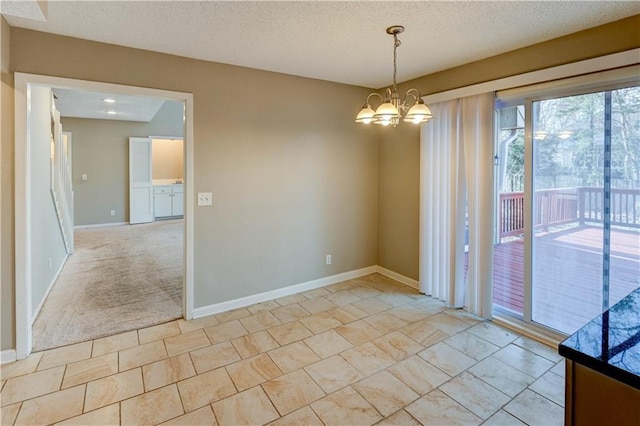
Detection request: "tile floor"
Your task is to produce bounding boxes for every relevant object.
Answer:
[0,273,565,425]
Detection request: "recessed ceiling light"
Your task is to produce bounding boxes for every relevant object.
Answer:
[103,98,116,103]
[106,110,117,115]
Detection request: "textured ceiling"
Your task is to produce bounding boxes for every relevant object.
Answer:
[52,88,167,122]
[3,1,639,89]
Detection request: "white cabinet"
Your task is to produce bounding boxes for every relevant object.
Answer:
[172,187,184,216]
[154,186,173,217]
[154,185,183,218]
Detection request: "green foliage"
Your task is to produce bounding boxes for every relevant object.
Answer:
[505,131,524,191]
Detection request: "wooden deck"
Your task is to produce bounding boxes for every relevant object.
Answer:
[489,225,640,334]
[492,239,524,313]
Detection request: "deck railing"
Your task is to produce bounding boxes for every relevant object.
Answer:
[499,192,525,238]
[579,187,640,228]
[499,187,640,238]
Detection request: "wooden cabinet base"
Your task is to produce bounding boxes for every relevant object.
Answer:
[565,360,640,426]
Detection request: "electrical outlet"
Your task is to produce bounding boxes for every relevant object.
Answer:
[110,210,116,216]
[326,254,332,265]
[197,192,213,206]
[48,257,52,270]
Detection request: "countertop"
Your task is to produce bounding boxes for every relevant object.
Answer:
[559,287,640,390]
[152,179,183,186]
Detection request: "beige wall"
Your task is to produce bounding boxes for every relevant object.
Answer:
[377,15,640,280]
[62,101,184,225]
[377,125,420,279]
[401,15,640,97]
[29,86,67,314]
[152,138,184,181]
[3,27,378,350]
[1,16,15,350]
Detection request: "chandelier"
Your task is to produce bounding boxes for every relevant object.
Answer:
[355,26,433,127]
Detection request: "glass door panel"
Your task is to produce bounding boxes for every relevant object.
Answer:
[493,105,525,316]
[608,87,640,308]
[532,92,605,334]
[531,88,640,335]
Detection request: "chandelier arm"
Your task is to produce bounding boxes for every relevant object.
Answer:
[385,87,393,101]
[366,92,384,106]
[403,88,422,107]
[405,88,422,102]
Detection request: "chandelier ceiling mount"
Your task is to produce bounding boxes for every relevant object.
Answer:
[386,25,405,36]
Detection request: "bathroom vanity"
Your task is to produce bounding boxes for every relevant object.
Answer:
[153,180,184,218]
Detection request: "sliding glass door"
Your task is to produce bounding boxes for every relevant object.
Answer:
[494,84,640,335]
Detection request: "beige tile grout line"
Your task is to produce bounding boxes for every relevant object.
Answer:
[173,377,191,422]
[80,379,87,420]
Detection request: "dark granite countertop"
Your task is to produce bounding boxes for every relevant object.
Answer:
[559,287,640,390]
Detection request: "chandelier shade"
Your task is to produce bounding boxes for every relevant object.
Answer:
[355,26,433,127]
[373,100,401,126]
[404,99,433,124]
[355,104,376,124]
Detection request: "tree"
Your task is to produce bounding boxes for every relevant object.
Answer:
[612,87,640,188]
[533,97,576,188]
[505,131,524,191]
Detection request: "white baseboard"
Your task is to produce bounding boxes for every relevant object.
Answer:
[32,254,69,324]
[193,266,378,319]
[74,221,129,230]
[376,266,419,290]
[1,349,17,364]
[7,264,417,358]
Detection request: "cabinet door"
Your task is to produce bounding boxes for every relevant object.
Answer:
[154,192,173,218]
[172,191,184,216]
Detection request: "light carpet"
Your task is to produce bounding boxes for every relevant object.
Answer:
[32,220,183,351]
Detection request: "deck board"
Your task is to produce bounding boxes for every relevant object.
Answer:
[489,225,639,334]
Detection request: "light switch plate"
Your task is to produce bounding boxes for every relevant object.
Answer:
[197,192,213,206]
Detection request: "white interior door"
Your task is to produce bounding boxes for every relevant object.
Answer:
[129,137,154,224]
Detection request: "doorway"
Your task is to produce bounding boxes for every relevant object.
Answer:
[14,73,194,359]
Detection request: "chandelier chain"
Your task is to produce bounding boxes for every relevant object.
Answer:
[392,33,399,90]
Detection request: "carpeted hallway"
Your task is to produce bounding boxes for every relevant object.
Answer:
[32,220,183,351]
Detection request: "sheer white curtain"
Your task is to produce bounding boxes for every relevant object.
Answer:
[419,93,494,318]
[419,100,466,307]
